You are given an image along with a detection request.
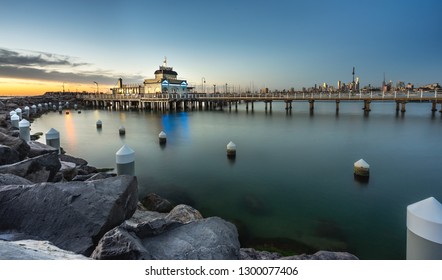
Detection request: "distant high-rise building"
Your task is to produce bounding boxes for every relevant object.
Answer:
[337,80,342,90]
[352,67,355,84]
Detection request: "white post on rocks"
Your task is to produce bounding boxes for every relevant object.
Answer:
[11,113,19,129]
[116,144,135,176]
[15,108,22,120]
[19,119,30,142]
[46,128,60,154]
[407,197,442,259]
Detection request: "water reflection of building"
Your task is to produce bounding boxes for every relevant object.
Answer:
[111,57,190,95]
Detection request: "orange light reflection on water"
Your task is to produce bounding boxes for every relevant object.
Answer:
[63,111,76,151]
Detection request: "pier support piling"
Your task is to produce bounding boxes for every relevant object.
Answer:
[309,100,315,111]
[401,102,407,113]
[363,100,371,112]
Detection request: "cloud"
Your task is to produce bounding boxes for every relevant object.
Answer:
[0,47,143,85]
[0,48,88,68]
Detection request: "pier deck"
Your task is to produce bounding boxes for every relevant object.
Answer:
[81,91,442,113]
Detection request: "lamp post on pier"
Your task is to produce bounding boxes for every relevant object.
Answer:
[93,81,99,95]
[202,77,206,94]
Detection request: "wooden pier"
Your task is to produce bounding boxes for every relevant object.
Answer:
[81,90,442,114]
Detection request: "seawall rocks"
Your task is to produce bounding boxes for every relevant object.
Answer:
[0,175,138,256]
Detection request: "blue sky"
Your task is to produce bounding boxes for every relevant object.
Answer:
[0,0,441,94]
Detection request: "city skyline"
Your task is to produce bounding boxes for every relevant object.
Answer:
[1,0,441,95]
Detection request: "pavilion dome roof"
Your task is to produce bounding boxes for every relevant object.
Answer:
[155,69,178,76]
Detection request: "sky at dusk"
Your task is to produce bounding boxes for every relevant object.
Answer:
[1,0,441,95]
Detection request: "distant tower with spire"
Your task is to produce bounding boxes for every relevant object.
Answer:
[352,66,355,84]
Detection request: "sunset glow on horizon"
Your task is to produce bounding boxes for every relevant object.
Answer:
[0,78,113,96]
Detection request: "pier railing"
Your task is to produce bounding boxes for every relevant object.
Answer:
[82,90,442,102]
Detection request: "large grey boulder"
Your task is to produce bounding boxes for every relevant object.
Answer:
[59,154,88,166]
[141,193,174,213]
[0,131,29,160]
[0,175,138,256]
[91,227,148,260]
[0,152,61,182]
[0,240,89,260]
[27,141,58,158]
[141,217,240,260]
[93,206,240,260]
[0,173,32,186]
[165,204,203,224]
[0,144,20,165]
[58,160,77,181]
[123,209,181,239]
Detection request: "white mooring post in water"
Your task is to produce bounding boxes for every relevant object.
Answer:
[119,126,126,135]
[407,197,442,259]
[18,119,30,142]
[31,105,37,115]
[354,159,370,177]
[96,120,102,129]
[159,131,167,144]
[227,141,236,159]
[11,113,19,129]
[45,128,60,154]
[115,144,135,176]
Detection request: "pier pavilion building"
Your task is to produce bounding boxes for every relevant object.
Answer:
[111,57,189,96]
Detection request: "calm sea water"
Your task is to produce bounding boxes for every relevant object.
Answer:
[30,100,442,259]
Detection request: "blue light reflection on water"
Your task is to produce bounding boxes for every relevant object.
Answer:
[30,101,442,259]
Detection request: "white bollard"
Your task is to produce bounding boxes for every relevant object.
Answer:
[119,126,126,135]
[407,197,442,259]
[43,103,48,110]
[24,106,30,118]
[159,131,167,144]
[96,120,102,129]
[18,119,30,142]
[354,159,369,177]
[227,141,236,159]
[11,113,19,129]
[52,105,57,111]
[115,144,135,176]
[30,105,37,115]
[45,128,60,154]
[15,108,22,120]
[9,110,16,118]
[38,103,42,111]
